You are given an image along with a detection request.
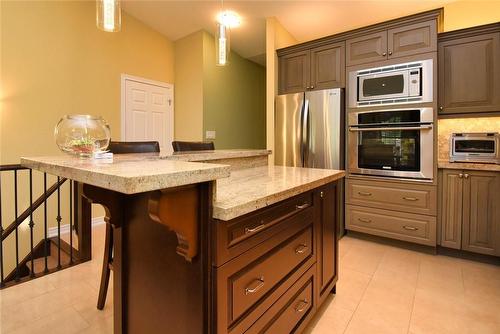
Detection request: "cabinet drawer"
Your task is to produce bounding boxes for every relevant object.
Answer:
[346,205,436,246]
[246,265,316,334]
[214,192,314,266]
[231,226,313,321]
[346,179,437,215]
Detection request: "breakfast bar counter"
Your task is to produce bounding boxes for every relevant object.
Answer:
[21,151,344,334]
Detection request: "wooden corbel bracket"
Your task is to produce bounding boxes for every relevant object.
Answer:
[148,185,200,262]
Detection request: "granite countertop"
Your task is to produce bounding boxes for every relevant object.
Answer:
[21,154,230,194]
[213,165,345,221]
[438,160,500,172]
[162,149,271,162]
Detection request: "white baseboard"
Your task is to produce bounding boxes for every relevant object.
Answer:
[47,216,105,238]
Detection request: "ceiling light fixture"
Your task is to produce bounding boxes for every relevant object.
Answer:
[96,0,121,32]
[215,1,241,66]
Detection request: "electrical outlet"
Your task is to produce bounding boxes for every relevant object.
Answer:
[206,130,216,139]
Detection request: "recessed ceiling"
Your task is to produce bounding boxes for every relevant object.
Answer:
[122,0,458,65]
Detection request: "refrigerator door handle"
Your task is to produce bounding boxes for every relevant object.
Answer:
[302,99,309,167]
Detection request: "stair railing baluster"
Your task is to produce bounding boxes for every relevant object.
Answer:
[29,170,35,277]
[69,181,73,264]
[57,176,62,269]
[0,173,4,287]
[14,170,19,281]
[43,173,48,273]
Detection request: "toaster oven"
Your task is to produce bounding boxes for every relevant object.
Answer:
[450,133,500,164]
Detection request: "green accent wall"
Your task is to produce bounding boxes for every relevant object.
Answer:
[202,32,266,149]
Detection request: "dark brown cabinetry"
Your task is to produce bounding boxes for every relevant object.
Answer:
[439,169,500,256]
[346,20,437,66]
[438,23,500,115]
[213,181,340,334]
[278,43,345,94]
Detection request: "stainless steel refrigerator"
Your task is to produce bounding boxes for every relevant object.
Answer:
[275,88,345,235]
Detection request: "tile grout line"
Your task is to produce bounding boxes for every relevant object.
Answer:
[406,256,422,334]
[341,247,386,333]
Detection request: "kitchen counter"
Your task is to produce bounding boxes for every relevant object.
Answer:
[438,160,500,172]
[213,165,345,221]
[163,149,271,162]
[21,154,230,194]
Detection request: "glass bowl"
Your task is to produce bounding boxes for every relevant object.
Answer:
[54,115,111,158]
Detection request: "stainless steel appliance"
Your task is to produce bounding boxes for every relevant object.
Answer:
[348,107,434,181]
[348,59,433,108]
[275,88,344,169]
[450,132,500,164]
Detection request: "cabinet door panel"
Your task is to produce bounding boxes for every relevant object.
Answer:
[310,42,345,90]
[462,171,500,256]
[346,31,387,66]
[438,32,500,114]
[388,20,437,59]
[440,170,463,249]
[278,51,310,94]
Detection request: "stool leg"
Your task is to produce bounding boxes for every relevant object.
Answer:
[97,223,113,310]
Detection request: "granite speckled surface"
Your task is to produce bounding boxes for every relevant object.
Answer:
[162,149,271,162]
[438,160,500,172]
[213,165,345,221]
[21,155,231,194]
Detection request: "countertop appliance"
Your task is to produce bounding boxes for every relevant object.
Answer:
[348,107,434,181]
[450,132,500,164]
[275,88,345,235]
[275,88,344,169]
[348,59,433,108]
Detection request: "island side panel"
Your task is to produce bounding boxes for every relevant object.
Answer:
[124,182,213,334]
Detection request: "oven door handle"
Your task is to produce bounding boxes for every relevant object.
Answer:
[349,125,433,132]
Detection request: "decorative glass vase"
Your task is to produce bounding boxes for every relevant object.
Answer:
[54,115,111,158]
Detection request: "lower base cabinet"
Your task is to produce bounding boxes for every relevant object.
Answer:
[439,169,500,256]
[212,181,340,334]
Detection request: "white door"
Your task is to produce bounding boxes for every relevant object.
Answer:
[122,75,174,154]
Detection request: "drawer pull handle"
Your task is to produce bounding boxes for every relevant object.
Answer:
[245,223,266,234]
[294,299,309,313]
[245,277,265,295]
[296,203,309,210]
[295,244,309,254]
[403,197,419,201]
[403,225,418,231]
[358,191,372,196]
[358,217,372,223]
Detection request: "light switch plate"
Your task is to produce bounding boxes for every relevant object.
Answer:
[206,130,216,139]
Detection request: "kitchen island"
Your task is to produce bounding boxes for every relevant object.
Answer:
[21,151,344,334]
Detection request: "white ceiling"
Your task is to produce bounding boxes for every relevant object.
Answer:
[122,0,457,65]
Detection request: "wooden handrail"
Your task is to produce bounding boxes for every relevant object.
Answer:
[1,177,67,241]
[0,164,29,172]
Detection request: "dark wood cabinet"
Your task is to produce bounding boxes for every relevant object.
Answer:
[346,20,437,66]
[439,169,500,256]
[315,182,338,305]
[278,50,310,94]
[438,24,500,115]
[278,43,345,95]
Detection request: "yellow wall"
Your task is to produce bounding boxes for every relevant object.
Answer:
[0,1,175,275]
[265,18,297,162]
[174,31,204,141]
[444,0,500,31]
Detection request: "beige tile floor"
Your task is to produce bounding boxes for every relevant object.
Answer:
[1,225,499,334]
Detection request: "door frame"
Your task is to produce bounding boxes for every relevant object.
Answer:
[120,74,174,145]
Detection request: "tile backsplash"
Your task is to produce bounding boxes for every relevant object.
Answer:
[438,117,500,160]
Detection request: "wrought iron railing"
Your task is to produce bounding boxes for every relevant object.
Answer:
[0,164,90,288]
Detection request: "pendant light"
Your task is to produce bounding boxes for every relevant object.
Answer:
[215,0,240,66]
[96,0,121,32]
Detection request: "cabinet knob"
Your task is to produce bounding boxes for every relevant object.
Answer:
[464,173,469,179]
[320,191,324,198]
[310,85,315,89]
[388,51,393,56]
[439,106,444,111]
[459,173,464,178]
[382,52,387,56]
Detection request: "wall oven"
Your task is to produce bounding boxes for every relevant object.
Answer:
[348,108,434,181]
[348,59,433,108]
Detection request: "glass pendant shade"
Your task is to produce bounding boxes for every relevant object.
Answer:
[96,0,121,32]
[215,23,230,66]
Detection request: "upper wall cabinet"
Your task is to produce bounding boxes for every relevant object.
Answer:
[278,42,345,95]
[438,23,500,116]
[346,20,437,66]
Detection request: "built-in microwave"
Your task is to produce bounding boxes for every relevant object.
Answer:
[450,133,500,164]
[348,59,433,108]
